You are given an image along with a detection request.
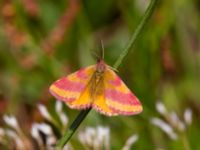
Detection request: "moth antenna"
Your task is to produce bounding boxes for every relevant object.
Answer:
[101,40,105,59]
[91,50,101,60]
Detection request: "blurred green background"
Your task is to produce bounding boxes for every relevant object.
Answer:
[0,0,200,149]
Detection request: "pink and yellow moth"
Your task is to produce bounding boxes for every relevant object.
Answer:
[49,59,143,116]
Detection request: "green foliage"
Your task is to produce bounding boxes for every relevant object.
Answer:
[0,0,200,149]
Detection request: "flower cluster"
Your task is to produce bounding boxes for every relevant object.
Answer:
[78,126,138,150]
[151,101,192,140]
[78,126,110,150]
[0,101,71,150]
[0,101,139,150]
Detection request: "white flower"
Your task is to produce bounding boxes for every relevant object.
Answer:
[184,108,192,125]
[55,101,63,113]
[31,123,40,139]
[31,123,53,138]
[156,101,167,115]
[60,113,68,126]
[169,112,186,131]
[31,123,43,146]
[38,104,52,121]
[169,112,179,125]
[36,123,53,135]
[3,115,20,131]
[46,135,56,148]
[78,126,110,150]
[6,129,24,149]
[96,126,110,150]
[31,123,56,148]
[151,118,177,140]
[122,134,138,150]
[79,127,95,145]
[152,101,193,142]
[63,143,73,150]
[55,101,69,126]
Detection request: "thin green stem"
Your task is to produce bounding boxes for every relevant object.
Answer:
[180,132,191,150]
[113,0,158,69]
[56,0,158,148]
[56,108,91,149]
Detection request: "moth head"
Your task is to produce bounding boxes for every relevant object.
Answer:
[96,59,106,73]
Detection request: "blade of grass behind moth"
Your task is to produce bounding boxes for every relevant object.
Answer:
[113,0,158,69]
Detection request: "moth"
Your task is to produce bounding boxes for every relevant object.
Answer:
[49,59,143,116]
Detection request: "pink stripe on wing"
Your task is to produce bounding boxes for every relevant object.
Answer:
[109,76,121,86]
[105,89,140,105]
[76,68,88,79]
[54,78,85,92]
